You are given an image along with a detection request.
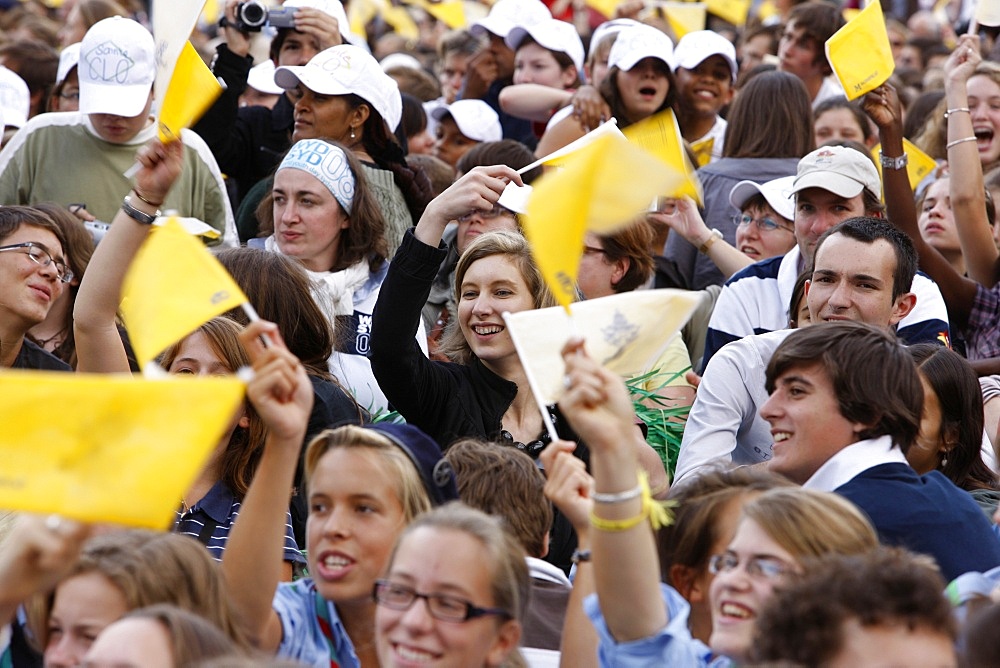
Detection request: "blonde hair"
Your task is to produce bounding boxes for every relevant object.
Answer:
[438,231,560,364]
[304,424,432,523]
[741,488,878,559]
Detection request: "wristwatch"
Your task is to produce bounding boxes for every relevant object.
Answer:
[698,229,723,255]
[121,195,160,225]
[879,152,908,171]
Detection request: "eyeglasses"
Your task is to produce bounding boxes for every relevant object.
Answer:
[708,552,792,580]
[373,580,511,623]
[457,205,514,223]
[733,214,793,233]
[0,243,74,283]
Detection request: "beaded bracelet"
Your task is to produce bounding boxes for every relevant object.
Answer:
[946,136,978,150]
[944,107,970,119]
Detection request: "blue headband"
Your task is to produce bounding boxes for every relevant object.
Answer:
[278,139,355,214]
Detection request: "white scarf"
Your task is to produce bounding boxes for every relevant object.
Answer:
[265,235,371,318]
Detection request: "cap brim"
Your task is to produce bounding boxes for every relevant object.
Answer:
[612,50,673,72]
[728,181,766,211]
[79,81,151,116]
[471,16,512,38]
[789,173,865,199]
[274,65,350,96]
[675,52,737,80]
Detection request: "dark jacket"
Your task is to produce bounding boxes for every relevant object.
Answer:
[193,44,294,206]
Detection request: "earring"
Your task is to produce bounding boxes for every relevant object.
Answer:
[349,127,356,140]
[940,455,948,468]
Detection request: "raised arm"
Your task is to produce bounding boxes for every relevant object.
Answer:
[73,139,183,373]
[0,515,89,626]
[540,440,598,668]
[648,197,753,279]
[223,320,313,651]
[862,84,978,328]
[942,35,999,287]
[499,84,574,122]
[558,338,667,641]
[413,165,521,247]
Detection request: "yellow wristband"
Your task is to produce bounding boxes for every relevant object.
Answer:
[590,503,649,532]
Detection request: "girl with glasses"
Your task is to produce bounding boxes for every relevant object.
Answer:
[375,503,528,668]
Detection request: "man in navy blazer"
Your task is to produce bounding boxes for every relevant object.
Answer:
[761,321,1000,582]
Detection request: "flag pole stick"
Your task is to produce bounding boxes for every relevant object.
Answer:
[502,310,560,443]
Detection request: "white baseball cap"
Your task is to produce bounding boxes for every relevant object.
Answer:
[471,0,551,39]
[729,176,796,221]
[506,19,585,73]
[790,146,882,199]
[56,43,81,86]
[607,24,675,72]
[588,18,640,55]
[674,30,737,82]
[380,52,423,72]
[275,45,403,131]
[78,17,155,117]
[0,66,28,128]
[431,99,501,142]
[247,60,283,95]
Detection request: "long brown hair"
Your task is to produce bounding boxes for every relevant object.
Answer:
[158,317,265,498]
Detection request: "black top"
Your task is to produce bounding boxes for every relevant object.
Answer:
[12,338,71,371]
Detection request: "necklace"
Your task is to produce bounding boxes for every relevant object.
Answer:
[31,327,67,349]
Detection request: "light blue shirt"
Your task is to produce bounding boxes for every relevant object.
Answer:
[273,579,361,668]
[585,583,731,667]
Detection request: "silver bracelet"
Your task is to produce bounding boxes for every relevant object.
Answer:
[944,107,970,119]
[591,485,642,504]
[946,136,978,150]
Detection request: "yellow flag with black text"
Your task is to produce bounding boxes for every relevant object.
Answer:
[825,0,894,101]
[0,370,245,528]
[121,218,248,370]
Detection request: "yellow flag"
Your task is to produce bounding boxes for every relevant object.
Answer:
[657,1,707,38]
[404,0,466,28]
[349,0,379,39]
[976,0,1000,27]
[378,0,420,41]
[158,41,224,142]
[201,0,221,24]
[870,139,940,192]
[623,109,703,204]
[584,0,620,20]
[121,218,248,370]
[523,134,685,308]
[704,0,750,26]
[503,289,701,404]
[825,0,894,101]
[690,136,714,167]
[0,370,244,529]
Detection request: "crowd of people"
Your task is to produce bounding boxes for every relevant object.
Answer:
[1,0,1000,665]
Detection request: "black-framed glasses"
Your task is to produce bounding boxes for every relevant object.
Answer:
[0,243,73,283]
[373,580,511,623]
[733,213,793,234]
[708,552,792,580]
